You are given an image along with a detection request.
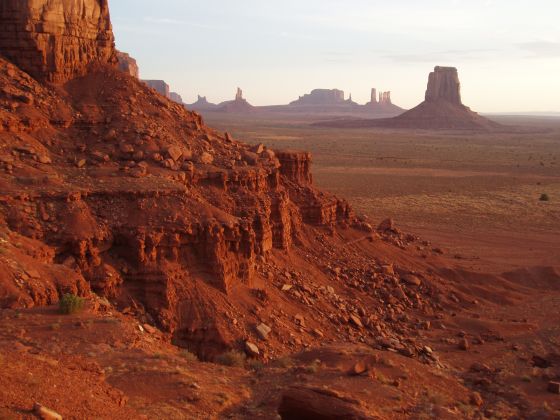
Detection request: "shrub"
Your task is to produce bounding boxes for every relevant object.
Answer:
[246,359,264,372]
[59,293,85,315]
[274,356,294,369]
[181,350,199,362]
[215,350,246,367]
[305,359,321,374]
[539,193,550,202]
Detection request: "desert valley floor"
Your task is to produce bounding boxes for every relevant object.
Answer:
[205,114,560,273]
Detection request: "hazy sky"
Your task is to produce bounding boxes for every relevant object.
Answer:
[110,0,560,112]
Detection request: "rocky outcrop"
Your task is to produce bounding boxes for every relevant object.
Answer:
[116,50,139,79]
[0,52,357,355]
[142,80,170,98]
[425,66,461,104]
[0,0,116,83]
[276,150,312,185]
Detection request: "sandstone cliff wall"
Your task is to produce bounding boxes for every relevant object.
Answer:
[0,0,116,83]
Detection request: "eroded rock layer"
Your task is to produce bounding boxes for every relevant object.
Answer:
[0,56,356,356]
[0,0,116,83]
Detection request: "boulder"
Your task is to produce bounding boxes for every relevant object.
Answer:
[244,341,260,357]
[167,146,183,162]
[401,274,421,286]
[256,323,272,340]
[377,218,394,231]
[33,403,62,420]
[278,386,371,420]
[349,315,363,328]
[251,143,264,154]
[199,152,214,165]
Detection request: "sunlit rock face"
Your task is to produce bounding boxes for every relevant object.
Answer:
[0,0,116,83]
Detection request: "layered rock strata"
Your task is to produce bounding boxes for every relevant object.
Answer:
[0,0,116,83]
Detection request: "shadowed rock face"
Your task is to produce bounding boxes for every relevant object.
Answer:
[0,0,116,83]
[116,51,139,79]
[425,66,461,105]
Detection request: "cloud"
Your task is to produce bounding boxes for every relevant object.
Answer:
[516,41,560,58]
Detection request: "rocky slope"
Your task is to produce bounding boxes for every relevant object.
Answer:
[1,1,559,419]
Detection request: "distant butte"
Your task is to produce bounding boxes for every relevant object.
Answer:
[214,87,256,113]
[316,66,501,130]
[116,51,139,79]
[186,95,219,111]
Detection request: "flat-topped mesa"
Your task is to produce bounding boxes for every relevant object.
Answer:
[291,89,345,106]
[425,66,461,104]
[276,150,313,185]
[143,80,170,98]
[116,51,139,79]
[0,0,116,83]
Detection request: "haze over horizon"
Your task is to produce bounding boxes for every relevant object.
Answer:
[111,0,560,113]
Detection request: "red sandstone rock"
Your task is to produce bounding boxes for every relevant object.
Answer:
[0,0,116,83]
[276,150,312,184]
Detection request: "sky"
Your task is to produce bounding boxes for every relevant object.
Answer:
[110,0,560,112]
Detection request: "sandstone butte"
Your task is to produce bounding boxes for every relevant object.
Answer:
[316,66,501,130]
[0,1,559,419]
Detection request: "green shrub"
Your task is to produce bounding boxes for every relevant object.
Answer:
[539,193,550,202]
[59,294,85,315]
[215,350,246,367]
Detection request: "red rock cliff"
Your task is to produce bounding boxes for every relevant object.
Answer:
[0,0,116,83]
